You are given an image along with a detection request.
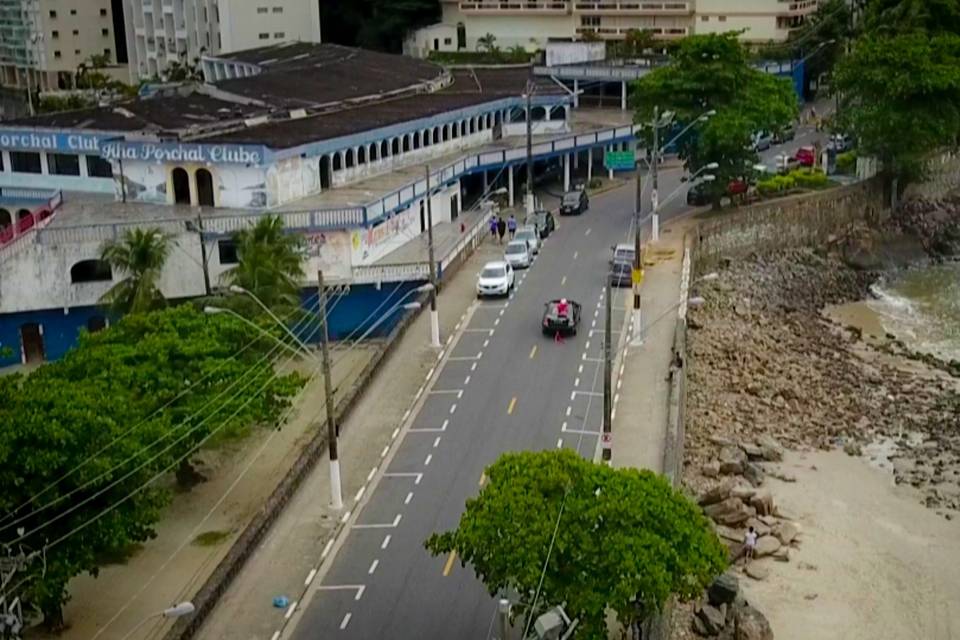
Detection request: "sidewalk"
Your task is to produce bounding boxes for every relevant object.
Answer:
[49,347,377,640]
[196,236,505,640]
[610,219,690,473]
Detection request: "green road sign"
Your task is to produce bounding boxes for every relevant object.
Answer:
[604,150,635,171]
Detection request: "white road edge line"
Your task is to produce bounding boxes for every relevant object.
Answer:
[405,491,414,505]
[285,601,298,620]
[304,568,317,586]
[321,539,334,560]
[354,486,366,503]
[340,613,352,630]
[271,631,281,640]
[425,454,433,466]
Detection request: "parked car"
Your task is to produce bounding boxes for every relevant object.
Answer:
[476,261,515,298]
[609,260,633,287]
[752,131,773,152]
[542,299,582,336]
[515,225,541,255]
[686,181,713,206]
[794,146,817,167]
[773,124,796,144]
[774,153,800,174]
[830,133,853,152]
[504,239,533,269]
[610,243,636,266]
[528,209,556,239]
[560,189,589,215]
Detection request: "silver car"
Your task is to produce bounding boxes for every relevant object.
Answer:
[515,225,541,254]
[504,240,532,269]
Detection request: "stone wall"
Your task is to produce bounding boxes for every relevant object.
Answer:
[904,150,960,201]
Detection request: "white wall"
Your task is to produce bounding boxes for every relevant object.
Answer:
[694,0,808,41]
[118,160,268,209]
[404,24,458,59]
[219,0,322,53]
[441,7,574,52]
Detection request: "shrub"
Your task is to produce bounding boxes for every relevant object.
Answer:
[790,168,829,189]
[836,151,857,174]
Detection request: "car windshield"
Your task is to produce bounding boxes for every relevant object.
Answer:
[505,243,526,254]
[481,266,505,278]
[516,230,534,239]
[614,247,635,261]
[562,193,581,204]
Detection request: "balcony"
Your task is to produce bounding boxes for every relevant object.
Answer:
[777,0,818,16]
[459,0,570,14]
[575,24,687,38]
[573,1,691,14]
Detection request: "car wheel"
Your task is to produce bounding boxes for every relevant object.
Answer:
[571,326,578,336]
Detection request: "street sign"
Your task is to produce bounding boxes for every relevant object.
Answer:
[604,150,635,171]
[631,268,644,285]
[601,432,612,448]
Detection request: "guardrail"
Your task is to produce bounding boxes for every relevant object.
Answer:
[0,189,63,260]
[351,262,431,284]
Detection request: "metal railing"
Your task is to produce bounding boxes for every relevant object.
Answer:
[0,189,63,258]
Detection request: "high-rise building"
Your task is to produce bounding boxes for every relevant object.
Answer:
[0,0,128,90]
[122,0,321,80]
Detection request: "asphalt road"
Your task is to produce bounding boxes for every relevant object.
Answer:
[287,124,825,640]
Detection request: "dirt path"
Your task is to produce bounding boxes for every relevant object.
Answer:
[744,450,960,640]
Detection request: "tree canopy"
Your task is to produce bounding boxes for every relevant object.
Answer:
[632,33,798,206]
[425,450,726,638]
[319,0,439,52]
[99,228,172,315]
[0,305,304,628]
[223,215,305,313]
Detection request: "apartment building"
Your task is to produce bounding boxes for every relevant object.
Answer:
[0,0,128,90]
[122,0,321,80]
[411,0,818,55]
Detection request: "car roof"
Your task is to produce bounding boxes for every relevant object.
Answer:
[517,225,536,232]
[614,243,634,251]
[506,240,527,248]
[482,260,508,269]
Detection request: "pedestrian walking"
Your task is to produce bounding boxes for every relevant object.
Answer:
[507,214,517,240]
[489,214,498,241]
[496,216,506,244]
[743,526,758,564]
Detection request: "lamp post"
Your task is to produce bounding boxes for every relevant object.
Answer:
[118,602,194,640]
[203,306,310,359]
[229,284,312,355]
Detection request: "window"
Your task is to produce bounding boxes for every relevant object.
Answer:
[70,260,113,283]
[70,9,76,15]
[72,29,79,35]
[10,152,42,174]
[100,8,108,16]
[102,28,109,36]
[103,48,111,57]
[218,240,239,265]
[49,10,56,18]
[272,6,283,12]
[258,32,269,39]
[718,15,726,22]
[257,6,268,13]
[86,156,113,178]
[75,49,81,55]
[443,37,452,45]
[51,30,59,38]
[701,15,708,21]
[53,50,62,59]
[274,32,284,38]
[581,15,600,27]
[48,153,80,176]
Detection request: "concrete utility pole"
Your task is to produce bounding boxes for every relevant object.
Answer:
[602,275,613,463]
[318,270,343,510]
[525,80,535,215]
[197,213,211,296]
[633,136,644,343]
[424,166,441,348]
[651,104,661,242]
[496,597,510,640]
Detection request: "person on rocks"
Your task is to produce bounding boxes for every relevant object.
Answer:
[743,526,758,564]
[497,216,507,244]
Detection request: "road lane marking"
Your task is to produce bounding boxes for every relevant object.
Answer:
[499,309,505,316]
[433,436,442,448]
[382,535,391,549]
[557,438,563,448]
[449,403,457,414]
[471,362,478,371]
[578,364,584,374]
[594,309,599,318]
[483,338,490,348]
[566,406,572,416]
[271,631,281,640]
[285,601,298,620]
[305,569,317,586]
[352,514,402,529]
[529,345,538,359]
[507,396,517,414]
[585,228,592,236]
[573,251,579,259]
[367,467,378,482]
[424,454,433,466]
[321,539,334,559]
[561,275,567,285]
[426,366,435,379]
[591,319,596,328]
[573,391,603,397]
[563,427,601,436]
[340,510,352,524]
[585,340,591,350]
[405,491,414,505]
[368,559,379,575]
[355,586,366,601]
[494,317,501,326]
[430,389,463,395]
[391,427,400,440]
[443,551,457,576]
[574,377,580,387]
[464,375,471,385]
[354,486,366,502]
[384,472,423,484]
[617,379,623,391]
[340,613,352,630]
[380,445,390,458]
[449,355,482,361]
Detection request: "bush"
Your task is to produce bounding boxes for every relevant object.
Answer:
[790,168,829,189]
[836,151,857,174]
[588,177,604,190]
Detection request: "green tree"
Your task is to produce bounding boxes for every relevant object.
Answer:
[224,215,305,312]
[476,32,498,53]
[425,450,726,638]
[624,28,656,56]
[632,33,798,207]
[760,0,852,88]
[99,228,172,315]
[0,305,304,628]
[863,0,960,35]
[319,0,440,52]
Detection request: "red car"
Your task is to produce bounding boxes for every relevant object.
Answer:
[727,178,748,195]
[794,146,816,167]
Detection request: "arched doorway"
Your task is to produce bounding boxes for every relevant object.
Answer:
[70,259,113,283]
[195,168,215,207]
[357,146,366,165]
[333,152,343,171]
[0,208,10,230]
[319,155,332,189]
[393,138,401,155]
[550,106,567,120]
[87,315,107,333]
[19,322,44,364]
[172,167,191,204]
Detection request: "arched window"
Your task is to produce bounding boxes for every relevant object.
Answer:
[406,134,414,152]
[531,106,547,121]
[319,155,332,189]
[469,118,476,134]
[172,167,190,204]
[0,208,10,230]
[70,259,113,283]
[195,168,215,207]
[345,148,355,168]
[357,146,366,165]
[422,130,429,148]
[433,127,440,144]
[393,138,401,155]
[380,140,388,159]
[370,143,378,162]
[550,105,567,120]
[333,152,343,171]
[460,120,467,136]
[442,124,450,142]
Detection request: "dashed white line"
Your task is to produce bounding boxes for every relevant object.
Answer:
[414,386,424,401]
[340,510,352,524]
[426,366,435,379]
[499,308,505,316]
[574,377,580,387]
[354,486,366,502]
[367,466,378,482]
[585,228,592,236]
[573,251,579,259]
[471,362,478,371]
[566,406,572,417]
[382,535,391,549]
[271,631,281,640]
[561,275,567,285]
[285,601,298,620]
[305,568,317,586]
[578,364,584,374]
[614,392,620,405]
[557,438,563,448]
[380,445,390,458]
[321,539,334,559]
[402,408,411,422]
[464,375,471,385]
[405,491,414,505]
[425,454,433,466]
[433,436,442,448]
[458,389,464,399]
[494,317,501,326]
[591,319,597,328]
[449,403,457,414]
[617,379,623,391]
[355,586,366,601]
[585,341,591,350]
[562,421,567,431]
[570,391,576,401]
[340,613,352,630]
[483,338,490,348]
[594,309,599,318]
[391,427,400,440]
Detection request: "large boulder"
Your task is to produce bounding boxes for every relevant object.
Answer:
[719,446,748,475]
[749,490,775,517]
[735,604,774,640]
[697,604,727,636]
[757,435,784,462]
[774,521,800,545]
[699,480,735,506]
[708,572,740,607]
[740,442,765,461]
[755,535,782,558]
[743,462,765,488]
[704,497,755,526]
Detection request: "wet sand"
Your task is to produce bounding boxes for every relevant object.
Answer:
[824,300,888,338]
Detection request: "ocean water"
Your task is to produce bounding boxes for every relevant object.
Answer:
[867,262,960,362]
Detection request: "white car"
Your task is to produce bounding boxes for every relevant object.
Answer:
[476,261,515,298]
[504,240,533,269]
[514,225,541,255]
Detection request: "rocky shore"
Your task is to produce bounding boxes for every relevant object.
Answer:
[674,242,960,639]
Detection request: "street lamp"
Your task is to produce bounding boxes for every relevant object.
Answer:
[118,602,194,640]
[229,284,312,355]
[204,306,311,360]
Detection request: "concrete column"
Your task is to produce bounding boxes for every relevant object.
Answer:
[188,169,199,206]
[587,148,593,182]
[1,151,11,173]
[79,154,89,177]
[573,78,579,108]
[483,169,488,192]
[508,164,515,207]
[39,152,49,175]
[573,149,579,170]
[563,153,570,192]
[621,81,628,111]
[608,146,613,180]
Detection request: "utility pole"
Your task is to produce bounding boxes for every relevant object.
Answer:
[424,166,441,348]
[632,133,643,344]
[497,598,510,640]
[525,79,534,215]
[602,275,612,463]
[651,104,661,242]
[318,270,343,510]
[197,213,211,296]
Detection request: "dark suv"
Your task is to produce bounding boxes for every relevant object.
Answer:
[528,209,556,239]
[559,189,589,215]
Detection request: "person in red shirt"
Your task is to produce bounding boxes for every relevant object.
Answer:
[555,299,569,343]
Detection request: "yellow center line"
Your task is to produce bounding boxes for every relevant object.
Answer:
[442,550,457,576]
[507,396,517,414]
[529,345,538,359]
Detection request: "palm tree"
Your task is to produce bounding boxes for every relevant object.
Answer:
[224,215,304,312]
[99,228,172,315]
[476,33,498,53]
